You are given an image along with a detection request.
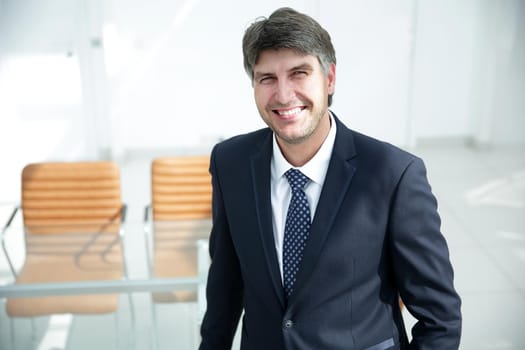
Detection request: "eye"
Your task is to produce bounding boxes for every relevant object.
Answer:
[258,76,276,84]
[292,70,307,78]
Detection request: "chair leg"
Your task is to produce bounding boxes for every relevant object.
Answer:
[31,317,38,345]
[114,312,120,350]
[8,317,36,349]
[9,317,16,349]
[10,317,39,349]
[190,303,199,350]
[127,293,136,349]
[151,300,160,350]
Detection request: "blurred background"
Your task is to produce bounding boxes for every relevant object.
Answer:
[0,0,523,199]
[0,0,524,349]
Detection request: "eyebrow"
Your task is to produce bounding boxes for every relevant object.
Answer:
[253,62,315,81]
[291,63,314,72]
[253,71,274,81]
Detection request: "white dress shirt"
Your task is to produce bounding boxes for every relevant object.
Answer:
[270,114,337,282]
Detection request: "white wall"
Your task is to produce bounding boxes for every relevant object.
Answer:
[102,0,525,151]
[494,0,525,145]
[321,0,414,146]
[410,0,478,141]
[411,0,525,146]
[1,0,524,203]
[107,0,320,155]
[0,0,90,202]
[469,0,525,146]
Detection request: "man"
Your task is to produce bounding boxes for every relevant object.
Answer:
[199,7,461,350]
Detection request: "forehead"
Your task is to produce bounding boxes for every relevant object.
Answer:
[254,48,319,72]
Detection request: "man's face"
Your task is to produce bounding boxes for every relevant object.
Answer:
[253,49,336,146]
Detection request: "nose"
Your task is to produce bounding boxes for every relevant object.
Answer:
[275,79,295,105]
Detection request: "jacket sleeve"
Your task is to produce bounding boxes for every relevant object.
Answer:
[199,146,244,350]
[389,157,462,349]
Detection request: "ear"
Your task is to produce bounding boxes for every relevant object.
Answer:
[327,63,336,95]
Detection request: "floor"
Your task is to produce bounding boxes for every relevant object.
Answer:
[0,143,524,349]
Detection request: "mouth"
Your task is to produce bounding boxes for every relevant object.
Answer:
[272,106,306,119]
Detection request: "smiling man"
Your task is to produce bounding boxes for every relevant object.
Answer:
[199,7,461,350]
[253,49,334,166]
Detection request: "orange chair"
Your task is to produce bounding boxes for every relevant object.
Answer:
[1,161,133,347]
[144,155,212,349]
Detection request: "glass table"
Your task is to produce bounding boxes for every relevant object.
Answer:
[0,214,213,350]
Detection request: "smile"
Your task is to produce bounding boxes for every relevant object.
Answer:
[273,107,306,117]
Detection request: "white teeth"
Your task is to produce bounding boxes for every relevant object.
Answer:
[277,107,302,116]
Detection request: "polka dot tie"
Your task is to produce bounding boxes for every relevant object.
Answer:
[283,168,311,299]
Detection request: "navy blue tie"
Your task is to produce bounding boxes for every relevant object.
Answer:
[283,169,311,298]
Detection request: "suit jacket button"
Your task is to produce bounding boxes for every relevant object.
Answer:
[283,320,293,329]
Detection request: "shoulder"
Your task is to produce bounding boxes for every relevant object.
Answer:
[211,127,272,164]
[352,129,418,164]
[335,116,419,165]
[333,116,424,181]
[217,127,271,151]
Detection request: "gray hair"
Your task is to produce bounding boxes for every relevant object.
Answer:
[242,7,336,105]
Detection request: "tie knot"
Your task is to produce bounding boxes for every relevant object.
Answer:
[285,169,309,191]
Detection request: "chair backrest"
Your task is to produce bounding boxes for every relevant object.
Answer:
[149,156,212,303]
[7,161,125,318]
[21,161,122,234]
[151,156,212,221]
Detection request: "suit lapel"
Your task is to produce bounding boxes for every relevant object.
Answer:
[288,116,357,306]
[250,133,286,308]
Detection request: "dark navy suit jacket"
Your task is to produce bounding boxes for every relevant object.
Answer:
[199,114,461,350]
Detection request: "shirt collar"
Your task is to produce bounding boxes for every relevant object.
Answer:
[272,112,337,185]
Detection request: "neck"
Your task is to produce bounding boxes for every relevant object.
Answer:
[278,112,331,167]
